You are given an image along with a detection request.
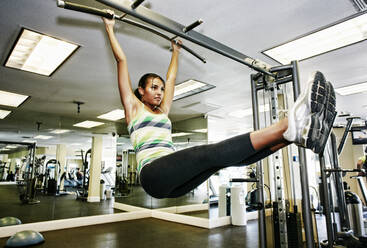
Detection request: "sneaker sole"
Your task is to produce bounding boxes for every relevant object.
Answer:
[302,71,328,150]
[313,82,336,153]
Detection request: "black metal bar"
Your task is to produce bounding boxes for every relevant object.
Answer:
[183,19,203,33]
[57,1,206,63]
[269,64,294,73]
[251,74,267,248]
[96,0,274,77]
[330,133,351,230]
[337,117,356,155]
[57,0,114,19]
[320,153,335,247]
[119,18,206,63]
[230,178,258,183]
[291,60,315,248]
[131,0,145,9]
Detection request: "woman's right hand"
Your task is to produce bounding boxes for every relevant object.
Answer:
[102,9,115,29]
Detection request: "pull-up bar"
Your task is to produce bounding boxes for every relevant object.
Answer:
[57,0,206,63]
[58,0,274,76]
[95,0,274,76]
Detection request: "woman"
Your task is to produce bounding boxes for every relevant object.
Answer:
[103,11,336,199]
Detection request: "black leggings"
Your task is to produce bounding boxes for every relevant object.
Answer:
[140,132,274,199]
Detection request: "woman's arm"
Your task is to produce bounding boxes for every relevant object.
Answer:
[103,11,139,124]
[160,40,181,114]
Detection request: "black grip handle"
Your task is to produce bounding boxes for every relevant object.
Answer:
[131,0,145,9]
[183,19,203,33]
[58,0,114,19]
[230,178,258,183]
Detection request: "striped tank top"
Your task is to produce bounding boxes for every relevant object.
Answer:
[127,104,175,174]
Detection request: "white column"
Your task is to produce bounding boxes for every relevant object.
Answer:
[88,136,103,202]
[56,144,67,191]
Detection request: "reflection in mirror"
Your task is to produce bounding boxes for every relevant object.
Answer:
[114,146,152,208]
[0,139,121,226]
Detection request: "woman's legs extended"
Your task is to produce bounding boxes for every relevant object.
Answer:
[140,127,288,198]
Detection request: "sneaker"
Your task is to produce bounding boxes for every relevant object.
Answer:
[313,81,336,153]
[283,71,328,151]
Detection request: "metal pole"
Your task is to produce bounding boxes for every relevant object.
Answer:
[319,153,335,247]
[95,0,274,76]
[291,61,315,248]
[269,83,288,248]
[330,133,350,230]
[337,117,357,155]
[251,74,267,248]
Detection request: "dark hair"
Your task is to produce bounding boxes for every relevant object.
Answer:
[134,73,165,100]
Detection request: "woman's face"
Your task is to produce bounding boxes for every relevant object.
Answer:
[141,77,165,106]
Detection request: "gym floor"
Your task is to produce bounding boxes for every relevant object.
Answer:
[0,184,123,224]
[0,218,256,248]
[0,183,329,247]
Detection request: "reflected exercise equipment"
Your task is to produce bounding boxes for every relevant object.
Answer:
[76,149,91,200]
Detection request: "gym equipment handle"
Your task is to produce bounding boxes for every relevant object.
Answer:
[183,19,203,33]
[131,0,145,10]
[57,0,114,19]
[230,178,259,183]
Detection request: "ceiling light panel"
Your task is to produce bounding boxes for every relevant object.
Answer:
[174,79,215,101]
[0,90,29,107]
[0,110,11,119]
[34,135,53,140]
[171,132,192,137]
[263,12,367,64]
[5,145,17,149]
[73,121,105,128]
[97,109,125,121]
[50,129,70,134]
[335,81,367,95]
[5,28,79,76]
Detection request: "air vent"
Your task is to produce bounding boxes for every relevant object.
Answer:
[350,0,367,11]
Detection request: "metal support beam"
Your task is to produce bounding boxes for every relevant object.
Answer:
[291,61,315,248]
[330,133,351,231]
[251,74,267,248]
[95,0,274,76]
[320,153,335,247]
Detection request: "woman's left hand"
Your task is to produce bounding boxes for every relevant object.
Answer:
[171,40,182,52]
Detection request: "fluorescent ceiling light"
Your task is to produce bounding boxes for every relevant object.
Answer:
[97,109,125,121]
[174,79,215,101]
[335,81,367,95]
[0,90,29,107]
[34,135,53,140]
[50,129,70,134]
[191,129,208,133]
[172,132,192,137]
[5,28,79,76]
[22,139,35,143]
[0,148,10,151]
[5,145,17,149]
[228,104,269,118]
[263,12,367,64]
[73,120,105,128]
[0,110,11,119]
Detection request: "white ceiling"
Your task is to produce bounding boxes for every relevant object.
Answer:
[0,0,366,150]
